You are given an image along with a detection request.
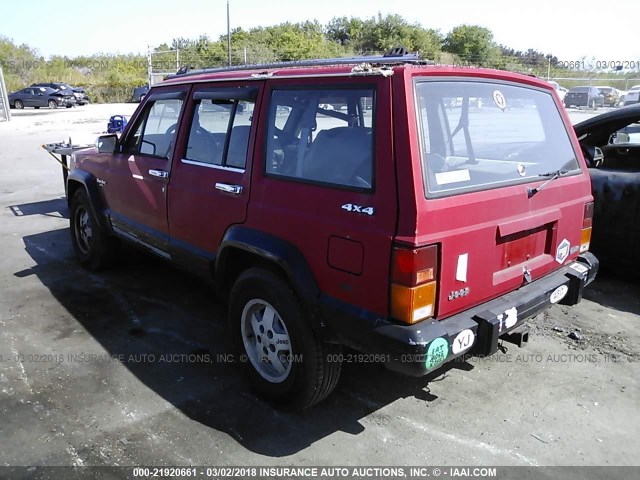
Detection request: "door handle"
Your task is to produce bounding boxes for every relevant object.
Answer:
[148,169,168,178]
[215,183,243,195]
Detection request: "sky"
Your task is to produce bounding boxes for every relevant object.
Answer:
[1,0,639,63]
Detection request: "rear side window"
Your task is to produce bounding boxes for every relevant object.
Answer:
[125,98,184,159]
[415,80,579,197]
[265,88,375,190]
[185,96,255,169]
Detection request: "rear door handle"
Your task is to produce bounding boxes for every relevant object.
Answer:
[215,183,243,195]
[148,169,168,178]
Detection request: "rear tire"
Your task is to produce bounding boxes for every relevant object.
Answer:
[14,100,23,109]
[229,268,342,409]
[48,100,58,109]
[69,189,117,270]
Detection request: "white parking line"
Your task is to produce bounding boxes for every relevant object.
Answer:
[396,415,539,466]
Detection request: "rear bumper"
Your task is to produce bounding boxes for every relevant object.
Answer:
[323,253,598,377]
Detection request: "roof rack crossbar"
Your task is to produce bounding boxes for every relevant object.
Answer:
[166,53,425,79]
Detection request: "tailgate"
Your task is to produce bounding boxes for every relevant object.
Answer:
[409,77,592,320]
[416,178,589,319]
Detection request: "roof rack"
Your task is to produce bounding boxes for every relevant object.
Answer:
[166,50,431,80]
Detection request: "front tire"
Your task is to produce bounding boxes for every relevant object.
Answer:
[48,99,58,109]
[229,268,342,409]
[69,189,116,270]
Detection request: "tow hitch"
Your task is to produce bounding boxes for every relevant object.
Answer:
[501,325,530,348]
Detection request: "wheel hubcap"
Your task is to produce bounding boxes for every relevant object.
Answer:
[241,299,292,383]
[75,208,93,254]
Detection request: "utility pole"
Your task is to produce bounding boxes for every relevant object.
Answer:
[227,0,231,66]
[176,48,180,71]
[147,45,153,86]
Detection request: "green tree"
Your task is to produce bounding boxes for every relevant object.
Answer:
[326,14,441,59]
[442,25,497,65]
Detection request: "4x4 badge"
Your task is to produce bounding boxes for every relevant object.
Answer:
[341,203,375,216]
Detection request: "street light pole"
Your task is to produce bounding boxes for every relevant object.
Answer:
[227,0,231,67]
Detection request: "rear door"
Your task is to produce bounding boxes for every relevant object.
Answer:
[167,82,260,270]
[408,77,591,319]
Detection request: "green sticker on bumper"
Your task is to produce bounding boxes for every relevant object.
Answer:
[425,337,449,370]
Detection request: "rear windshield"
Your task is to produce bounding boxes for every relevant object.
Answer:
[415,79,579,197]
[569,87,590,93]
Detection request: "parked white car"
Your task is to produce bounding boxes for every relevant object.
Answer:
[624,87,640,106]
[548,81,568,101]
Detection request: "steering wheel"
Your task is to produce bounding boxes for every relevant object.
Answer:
[581,145,604,168]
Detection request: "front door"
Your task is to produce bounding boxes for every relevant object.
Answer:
[105,88,188,254]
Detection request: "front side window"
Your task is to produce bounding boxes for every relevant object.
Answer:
[125,97,183,159]
[415,80,579,196]
[265,87,375,190]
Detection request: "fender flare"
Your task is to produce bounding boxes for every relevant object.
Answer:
[216,226,330,336]
[66,169,112,233]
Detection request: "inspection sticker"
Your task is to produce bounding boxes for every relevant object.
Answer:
[425,338,449,370]
[493,90,507,110]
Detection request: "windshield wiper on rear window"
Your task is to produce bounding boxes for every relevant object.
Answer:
[527,169,568,198]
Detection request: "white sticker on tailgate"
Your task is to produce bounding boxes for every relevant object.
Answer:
[435,169,471,185]
[556,238,570,264]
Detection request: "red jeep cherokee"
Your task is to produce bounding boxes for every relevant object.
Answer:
[66,53,598,408]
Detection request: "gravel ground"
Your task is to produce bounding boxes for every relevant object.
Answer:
[0,104,638,469]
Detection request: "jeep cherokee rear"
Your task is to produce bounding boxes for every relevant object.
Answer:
[66,53,598,409]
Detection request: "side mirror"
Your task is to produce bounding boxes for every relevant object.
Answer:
[96,134,118,153]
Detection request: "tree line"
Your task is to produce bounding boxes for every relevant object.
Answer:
[1,14,638,103]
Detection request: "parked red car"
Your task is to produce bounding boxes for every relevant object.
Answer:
[65,52,598,408]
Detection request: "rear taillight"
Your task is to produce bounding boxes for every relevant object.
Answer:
[580,201,594,252]
[390,245,438,324]
[583,202,594,228]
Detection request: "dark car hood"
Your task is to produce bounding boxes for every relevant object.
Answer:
[574,104,640,145]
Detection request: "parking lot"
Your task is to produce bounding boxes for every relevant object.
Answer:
[0,104,638,467]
